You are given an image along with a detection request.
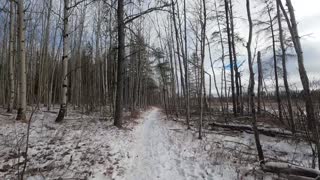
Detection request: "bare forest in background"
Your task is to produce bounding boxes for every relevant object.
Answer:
[1,0,320,179]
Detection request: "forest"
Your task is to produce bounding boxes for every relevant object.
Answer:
[0,0,320,179]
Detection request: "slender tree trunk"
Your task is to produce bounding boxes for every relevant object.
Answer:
[207,36,222,111]
[95,4,102,107]
[276,0,295,133]
[183,0,190,129]
[175,0,187,106]
[214,1,226,113]
[230,0,241,114]
[55,0,70,122]
[171,0,186,119]
[171,20,180,109]
[282,0,319,167]
[42,0,52,107]
[77,6,86,107]
[246,0,264,163]
[199,0,207,140]
[0,14,7,106]
[171,0,186,101]
[114,0,125,127]
[282,2,314,126]
[7,1,15,113]
[48,19,60,111]
[224,0,236,116]
[168,37,179,117]
[257,51,263,115]
[267,5,283,123]
[105,9,112,108]
[16,0,27,121]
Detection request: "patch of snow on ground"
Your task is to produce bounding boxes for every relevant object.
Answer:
[0,107,314,180]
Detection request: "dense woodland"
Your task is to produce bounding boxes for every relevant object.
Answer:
[1,0,320,179]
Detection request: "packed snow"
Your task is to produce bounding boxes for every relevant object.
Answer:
[0,107,315,179]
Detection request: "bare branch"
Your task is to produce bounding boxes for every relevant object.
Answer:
[124,3,171,24]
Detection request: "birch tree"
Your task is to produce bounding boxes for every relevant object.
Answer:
[56,0,71,122]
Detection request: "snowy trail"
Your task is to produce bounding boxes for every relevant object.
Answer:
[0,107,312,180]
[119,107,239,180]
[123,108,187,180]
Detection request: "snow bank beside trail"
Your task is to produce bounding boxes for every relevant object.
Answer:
[141,111,313,179]
[0,108,145,180]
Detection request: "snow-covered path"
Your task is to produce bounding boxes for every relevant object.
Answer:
[123,108,187,180]
[0,107,313,180]
[118,107,233,180]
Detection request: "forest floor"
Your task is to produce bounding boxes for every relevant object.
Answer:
[0,107,314,180]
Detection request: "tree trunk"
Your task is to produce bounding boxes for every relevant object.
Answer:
[55,0,70,122]
[257,51,263,115]
[284,0,319,168]
[214,1,226,114]
[266,5,283,123]
[171,0,186,105]
[224,0,236,116]
[199,0,207,140]
[171,0,187,120]
[246,0,264,163]
[276,0,295,133]
[230,0,241,114]
[114,0,125,127]
[183,0,190,129]
[7,0,15,113]
[207,36,222,111]
[16,0,27,121]
[41,0,53,107]
[168,35,179,117]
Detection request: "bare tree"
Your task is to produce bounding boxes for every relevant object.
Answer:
[266,1,283,124]
[183,0,190,129]
[229,0,242,114]
[198,0,207,139]
[281,0,320,168]
[213,0,227,114]
[7,0,15,113]
[114,0,125,127]
[171,0,186,111]
[56,0,71,122]
[224,0,236,116]
[16,0,27,121]
[276,0,294,132]
[246,0,264,163]
[257,51,263,115]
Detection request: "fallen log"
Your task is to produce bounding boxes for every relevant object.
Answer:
[0,113,12,117]
[287,175,317,180]
[209,122,293,138]
[43,110,58,114]
[262,162,320,179]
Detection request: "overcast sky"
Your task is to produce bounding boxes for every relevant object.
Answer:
[291,0,320,86]
[206,0,320,93]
